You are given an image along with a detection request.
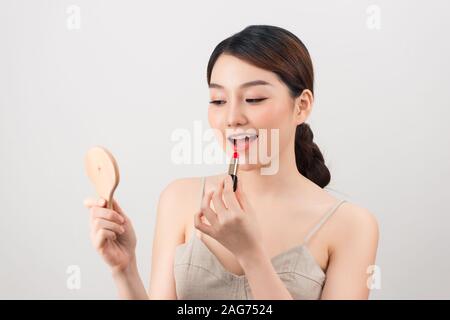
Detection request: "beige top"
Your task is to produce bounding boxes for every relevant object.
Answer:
[174,176,347,300]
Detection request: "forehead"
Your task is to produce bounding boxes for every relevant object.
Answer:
[210,54,282,90]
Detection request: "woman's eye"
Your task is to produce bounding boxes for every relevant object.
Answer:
[246,98,268,104]
[209,100,226,105]
[209,98,267,105]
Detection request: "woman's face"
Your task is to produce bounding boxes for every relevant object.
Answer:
[208,54,308,172]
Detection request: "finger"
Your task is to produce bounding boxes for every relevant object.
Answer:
[92,217,125,235]
[111,198,125,216]
[90,206,125,224]
[94,229,116,250]
[83,198,95,208]
[194,211,214,237]
[84,197,107,209]
[223,175,242,212]
[211,179,227,214]
[200,190,219,226]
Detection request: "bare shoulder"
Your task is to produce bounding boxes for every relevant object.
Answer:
[156,177,202,234]
[149,176,205,299]
[158,176,204,216]
[330,201,380,251]
[336,202,379,232]
[159,176,203,199]
[159,173,228,205]
[158,173,226,214]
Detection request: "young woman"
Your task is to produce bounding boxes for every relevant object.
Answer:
[84,25,379,300]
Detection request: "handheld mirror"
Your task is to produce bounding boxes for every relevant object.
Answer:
[84,146,120,210]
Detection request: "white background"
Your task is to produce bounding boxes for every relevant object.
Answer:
[1,0,449,299]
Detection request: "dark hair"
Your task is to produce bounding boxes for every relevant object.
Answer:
[206,25,331,188]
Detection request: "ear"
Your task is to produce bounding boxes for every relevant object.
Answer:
[293,89,314,125]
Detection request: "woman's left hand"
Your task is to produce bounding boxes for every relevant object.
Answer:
[194,175,265,263]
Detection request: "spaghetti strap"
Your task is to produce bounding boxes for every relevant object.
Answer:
[174,185,343,299]
[185,177,206,242]
[198,176,206,209]
[188,176,206,239]
[303,199,347,244]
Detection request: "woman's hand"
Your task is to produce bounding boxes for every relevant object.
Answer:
[194,175,265,262]
[83,197,137,274]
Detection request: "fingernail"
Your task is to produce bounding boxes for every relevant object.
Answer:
[99,199,105,206]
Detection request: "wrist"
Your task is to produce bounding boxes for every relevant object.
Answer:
[237,245,268,270]
[111,255,138,281]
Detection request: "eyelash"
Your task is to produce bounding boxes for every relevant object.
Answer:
[209,98,268,105]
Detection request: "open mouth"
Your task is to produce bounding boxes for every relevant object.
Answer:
[227,133,258,151]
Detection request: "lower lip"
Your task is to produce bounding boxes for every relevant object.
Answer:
[231,136,258,151]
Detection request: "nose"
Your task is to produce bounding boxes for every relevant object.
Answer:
[227,98,247,128]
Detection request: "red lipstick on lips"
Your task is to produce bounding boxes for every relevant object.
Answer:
[228,139,239,192]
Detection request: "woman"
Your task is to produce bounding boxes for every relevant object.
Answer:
[84,25,379,300]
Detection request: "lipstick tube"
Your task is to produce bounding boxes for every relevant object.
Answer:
[228,152,239,192]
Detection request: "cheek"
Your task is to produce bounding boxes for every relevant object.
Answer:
[272,105,296,148]
[250,102,291,129]
[207,107,221,129]
[251,103,294,155]
[207,108,228,149]
[247,106,276,129]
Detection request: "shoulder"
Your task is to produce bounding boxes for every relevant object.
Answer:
[160,176,201,193]
[330,201,379,252]
[156,175,223,239]
[154,177,204,241]
[159,174,225,195]
[337,202,379,233]
[157,174,223,216]
[158,176,203,205]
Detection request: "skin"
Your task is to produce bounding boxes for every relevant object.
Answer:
[83,53,379,300]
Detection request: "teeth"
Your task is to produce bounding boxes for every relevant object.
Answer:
[228,133,258,141]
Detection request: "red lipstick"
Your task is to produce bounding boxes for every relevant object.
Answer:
[228,139,239,192]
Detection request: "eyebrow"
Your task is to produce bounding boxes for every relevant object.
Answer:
[209,80,273,89]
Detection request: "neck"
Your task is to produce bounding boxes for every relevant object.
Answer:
[237,143,309,198]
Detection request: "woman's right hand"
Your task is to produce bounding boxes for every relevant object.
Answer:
[83,197,137,274]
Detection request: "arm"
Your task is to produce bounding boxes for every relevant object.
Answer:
[238,205,379,300]
[112,257,149,299]
[320,206,379,299]
[84,197,149,300]
[147,178,199,299]
[110,178,195,299]
[238,247,294,299]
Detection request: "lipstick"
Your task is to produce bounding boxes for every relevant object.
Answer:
[228,139,239,192]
